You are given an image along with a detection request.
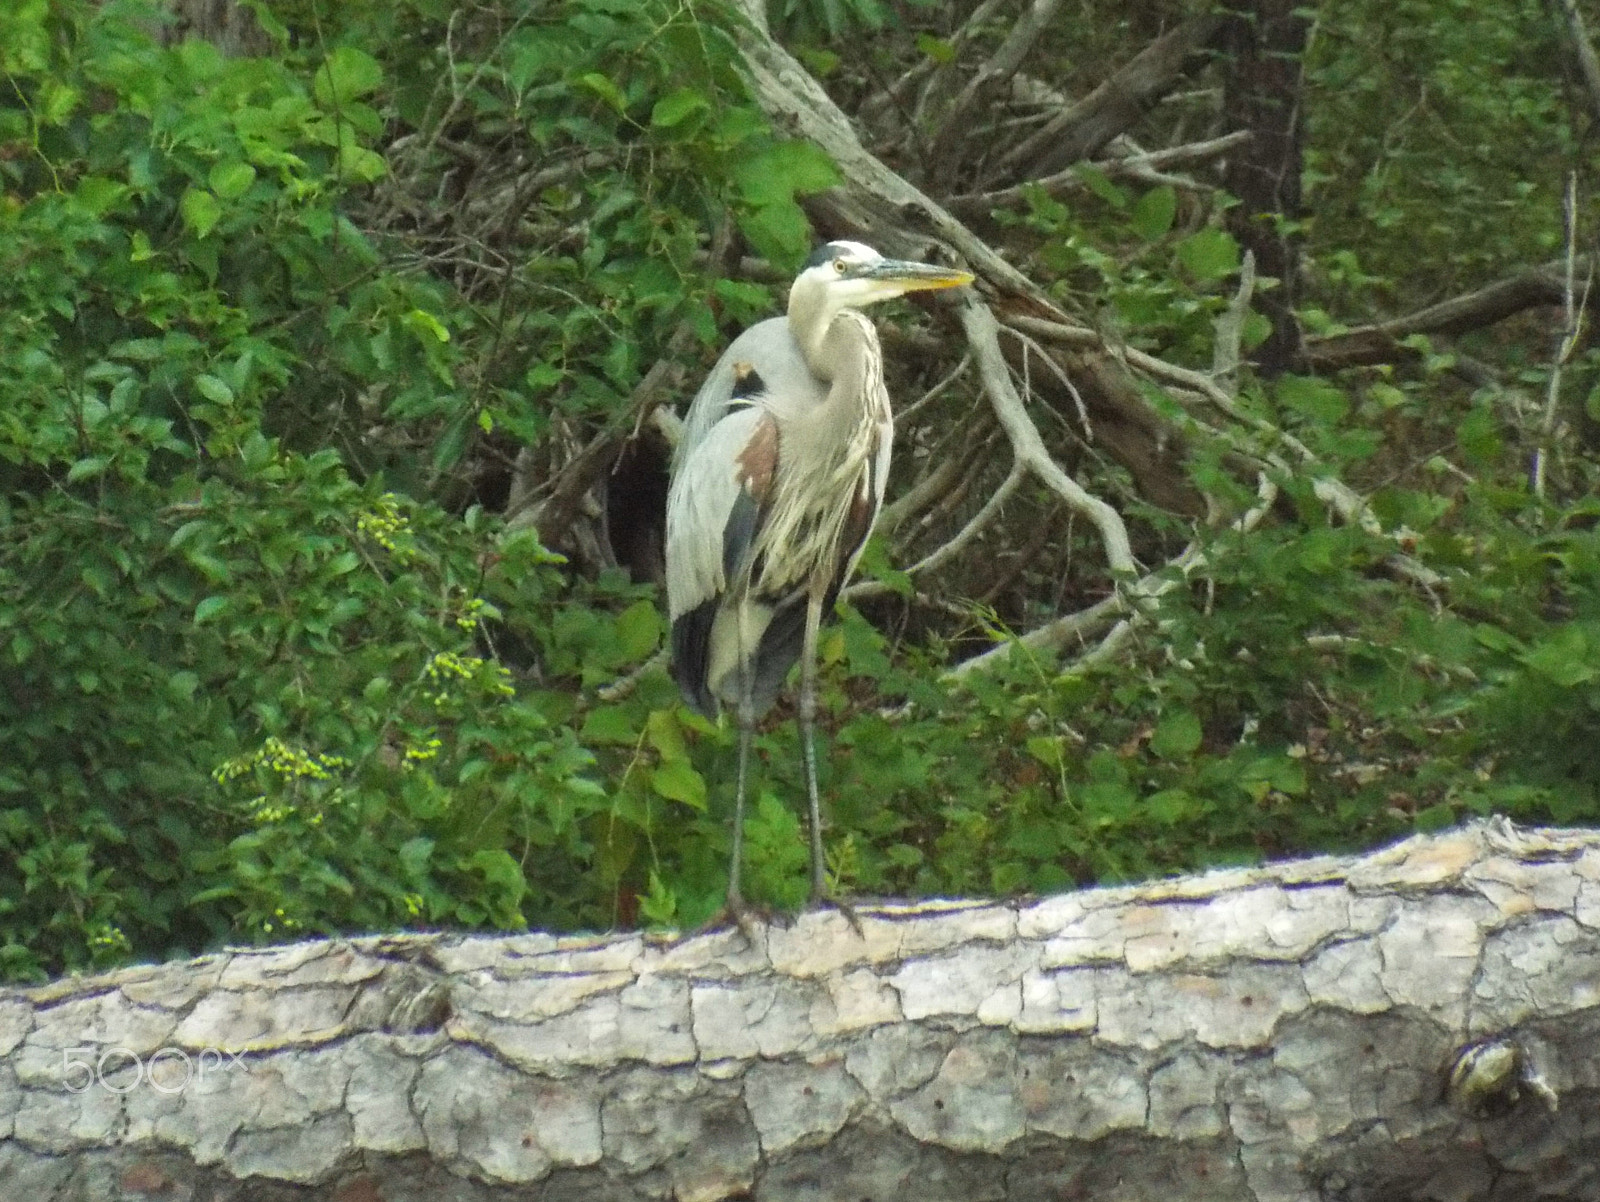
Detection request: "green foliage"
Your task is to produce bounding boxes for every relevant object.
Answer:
[3,0,1599,985]
[1306,0,1573,306]
[0,0,784,977]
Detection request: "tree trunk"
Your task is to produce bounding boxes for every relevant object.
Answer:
[1220,0,1311,376]
[155,0,272,55]
[4,819,1600,1200]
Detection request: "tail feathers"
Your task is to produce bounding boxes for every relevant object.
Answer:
[670,599,720,719]
[671,583,845,720]
[746,595,807,716]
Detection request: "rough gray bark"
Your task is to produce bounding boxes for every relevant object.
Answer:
[155,0,272,55]
[1220,0,1309,376]
[4,819,1600,1201]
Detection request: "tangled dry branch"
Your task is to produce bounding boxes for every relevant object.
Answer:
[366,0,1577,681]
[710,0,1463,675]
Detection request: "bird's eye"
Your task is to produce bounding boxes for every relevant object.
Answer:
[832,259,846,273]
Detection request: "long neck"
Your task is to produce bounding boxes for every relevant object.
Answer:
[794,308,884,428]
[778,309,889,499]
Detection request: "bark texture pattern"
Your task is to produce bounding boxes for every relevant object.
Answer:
[4,819,1600,1201]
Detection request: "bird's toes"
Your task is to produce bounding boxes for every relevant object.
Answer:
[699,894,783,943]
[806,890,865,938]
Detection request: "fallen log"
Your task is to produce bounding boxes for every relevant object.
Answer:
[4,818,1600,1200]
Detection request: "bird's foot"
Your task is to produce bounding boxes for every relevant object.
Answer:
[698,892,783,944]
[806,887,865,938]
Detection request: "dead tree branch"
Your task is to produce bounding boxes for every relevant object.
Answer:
[925,0,1070,171]
[1304,262,1580,371]
[961,297,1137,579]
[1551,0,1600,127]
[995,15,1224,183]
[948,130,1251,219]
[506,333,692,543]
[1534,172,1590,498]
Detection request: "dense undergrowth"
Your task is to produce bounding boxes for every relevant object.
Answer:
[1,0,1596,980]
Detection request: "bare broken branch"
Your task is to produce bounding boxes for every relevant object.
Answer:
[994,15,1224,183]
[925,0,1070,171]
[961,297,1137,579]
[1304,262,1579,371]
[1533,172,1590,498]
[949,130,1251,219]
[951,471,1277,678]
[1551,0,1600,127]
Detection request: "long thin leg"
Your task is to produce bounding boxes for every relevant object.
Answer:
[728,714,753,908]
[728,601,757,914]
[798,589,828,904]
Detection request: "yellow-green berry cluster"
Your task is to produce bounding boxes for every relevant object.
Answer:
[357,493,411,556]
[404,737,444,766]
[213,736,348,784]
[423,651,515,705]
[456,596,488,632]
[261,906,301,936]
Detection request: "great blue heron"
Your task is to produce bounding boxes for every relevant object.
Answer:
[665,240,973,917]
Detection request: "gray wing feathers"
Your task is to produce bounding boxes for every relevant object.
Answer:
[676,318,824,465]
[664,406,769,621]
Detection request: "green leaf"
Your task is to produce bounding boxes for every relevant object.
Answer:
[1082,779,1137,822]
[339,144,388,183]
[403,309,450,344]
[1150,710,1203,758]
[180,189,222,239]
[193,596,229,625]
[1456,408,1501,464]
[168,520,208,551]
[1296,528,1346,574]
[73,175,124,216]
[738,200,810,267]
[580,705,637,745]
[194,374,234,405]
[399,836,434,880]
[1241,755,1308,796]
[651,88,708,128]
[1146,788,1196,825]
[314,46,384,106]
[1175,227,1240,283]
[734,141,839,208]
[1369,382,1408,410]
[1072,165,1127,210]
[615,600,662,662]
[1414,803,1457,833]
[469,848,527,902]
[579,72,628,114]
[1131,185,1177,241]
[646,708,689,763]
[1473,623,1523,654]
[651,759,707,810]
[1025,735,1064,770]
[43,81,79,125]
[208,161,256,200]
[1277,375,1350,424]
[66,456,110,483]
[915,33,956,63]
[1522,627,1597,687]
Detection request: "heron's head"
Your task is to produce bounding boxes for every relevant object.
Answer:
[790,241,972,316]
[788,242,972,364]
